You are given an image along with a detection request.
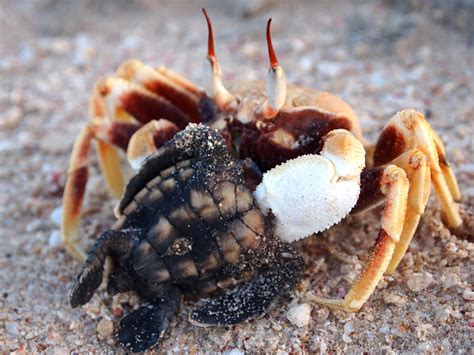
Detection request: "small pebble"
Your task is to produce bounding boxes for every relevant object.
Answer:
[50,207,62,226]
[97,318,114,340]
[5,322,19,336]
[287,303,312,327]
[378,326,389,334]
[462,289,474,301]
[342,322,353,343]
[407,272,433,292]
[383,292,406,307]
[435,307,450,322]
[48,230,61,248]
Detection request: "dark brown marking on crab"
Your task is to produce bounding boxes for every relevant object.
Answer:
[141,79,201,122]
[120,90,190,128]
[152,123,180,150]
[351,167,386,214]
[238,110,352,170]
[374,125,407,166]
[371,229,392,264]
[68,167,88,217]
[106,121,141,150]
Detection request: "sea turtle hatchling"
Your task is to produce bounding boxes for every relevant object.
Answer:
[70,125,304,352]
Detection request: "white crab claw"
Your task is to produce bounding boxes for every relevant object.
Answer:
[254,132,365,243]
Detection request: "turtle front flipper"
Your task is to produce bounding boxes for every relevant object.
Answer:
[117,284,182,353]
[70,230,134,307]
[189,246,304,326]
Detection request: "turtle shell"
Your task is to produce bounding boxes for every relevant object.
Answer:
[114,130,273,292]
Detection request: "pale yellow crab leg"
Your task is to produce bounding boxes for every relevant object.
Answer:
[374,109,462,228]
[386,149,431,273]
[117,59,202,122]
[62,126,93,261]
[431,130,461,202]
[202,8,237,110]
[311,165,409,312]
[90,81,127,199]
[126,119,180,171]
[261,18,287,119]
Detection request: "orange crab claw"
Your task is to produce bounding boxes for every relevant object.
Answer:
[201,8,236,110]
[262,18,287,119]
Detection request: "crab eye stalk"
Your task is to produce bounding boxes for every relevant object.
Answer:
[201,8,236,110]
[262,18,287,119]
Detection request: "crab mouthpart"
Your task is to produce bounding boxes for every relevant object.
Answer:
[254,154,362,243]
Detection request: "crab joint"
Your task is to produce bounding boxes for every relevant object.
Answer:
[262,18,287,119]
[202,8,237,111]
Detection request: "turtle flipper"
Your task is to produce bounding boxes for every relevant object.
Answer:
[117,285,182,353]
[70,230,134,307]
[190,246,304,326]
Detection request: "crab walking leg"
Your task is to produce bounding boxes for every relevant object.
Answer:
[89,82,131,198]
[156,65,204,97]
[95,141,124,198]
[386,149,431,273]
[126,119,180,171]
[117,60,202,122]
[62,126,94,261]
[374,109,462,228]
[62,120,142,261]
[311,165,409,312]
[432,130,461,202]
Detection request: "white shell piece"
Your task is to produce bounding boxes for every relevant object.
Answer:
[254,154,361,243]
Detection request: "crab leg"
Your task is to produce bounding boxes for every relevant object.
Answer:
[386,149,431,273]
[311,165,409,312]
[62,126,94,261]
[126,119,180,171]
[374,109,462,228]
[117,60,202,122]
[95,77,191,129]
[61,121,137,261]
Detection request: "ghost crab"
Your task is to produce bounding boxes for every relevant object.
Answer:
[63,9,462,319]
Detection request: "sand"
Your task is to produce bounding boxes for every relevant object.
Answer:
[1,0,472,353]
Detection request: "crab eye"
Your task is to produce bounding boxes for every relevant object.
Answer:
[266,18,278,69]
[262,18,287,118]
[201,8,237,110]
